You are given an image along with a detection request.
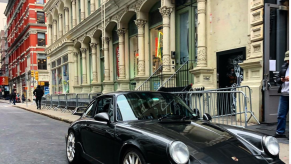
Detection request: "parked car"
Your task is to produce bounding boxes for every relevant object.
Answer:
[66,91,283,164]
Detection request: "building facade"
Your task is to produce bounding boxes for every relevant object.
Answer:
[44,0,289,123]
[5,0,48,100]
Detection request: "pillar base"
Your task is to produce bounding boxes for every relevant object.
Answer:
[81,84,91,93]
[102,81,114,93]
[91,82,102,93]
[116,79,130,91]
[190,67,215,90]
[73,85,82,93]
[239,58,263,123]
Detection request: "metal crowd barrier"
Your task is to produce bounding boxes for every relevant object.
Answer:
[172,89,260,128]
[44,93,101,113]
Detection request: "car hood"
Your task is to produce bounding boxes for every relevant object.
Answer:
[126,120,268,164]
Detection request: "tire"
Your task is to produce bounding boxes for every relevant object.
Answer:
[66,131,82,164]
[122,148,146,164]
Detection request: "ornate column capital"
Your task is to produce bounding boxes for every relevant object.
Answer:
[102,37,111,43]
[71,0,76,4]
[59,14,62,18]
[159,6,173,18]
[90,43,98,48]
[73,51,79,56]
[134,19,147,29]
[116,29,126,36]
[53,19,57,24]
[80,48,87,53]
[64,7,69,12]
[48,24,52,28]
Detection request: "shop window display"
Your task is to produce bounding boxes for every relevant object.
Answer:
[52,70,57,94]
[57,67,62,94]
[63,64,69,93]
[150,26,163,73]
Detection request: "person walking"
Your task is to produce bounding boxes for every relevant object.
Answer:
[11,90,16,105]
[275,51,289,138]
[33,85,44,109]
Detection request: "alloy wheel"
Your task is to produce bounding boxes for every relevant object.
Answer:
[123,152,142,164]
[67,132,75,162]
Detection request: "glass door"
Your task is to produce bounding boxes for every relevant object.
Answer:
[176,6,195,88]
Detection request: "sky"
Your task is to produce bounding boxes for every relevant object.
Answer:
[0,2,7,31]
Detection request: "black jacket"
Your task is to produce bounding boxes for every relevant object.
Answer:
[11,92,16,99]
[276,62,289,93]
[33,88,44,97]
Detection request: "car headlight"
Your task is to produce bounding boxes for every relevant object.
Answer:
[263,136,280,156]
[169,141,189,164]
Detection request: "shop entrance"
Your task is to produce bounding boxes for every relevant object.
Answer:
[217,48,246,88]
[263,3,288,123]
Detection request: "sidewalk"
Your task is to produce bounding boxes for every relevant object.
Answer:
[0,100,79,123]
[0,100,289,163]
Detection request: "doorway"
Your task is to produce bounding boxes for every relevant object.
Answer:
[217,48,246,88]
[263,3,288,123]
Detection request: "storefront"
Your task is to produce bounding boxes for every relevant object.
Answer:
[51,54,70,94]
[149,2,163,74]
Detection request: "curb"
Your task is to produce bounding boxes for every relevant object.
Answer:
[16,106,73,124]
[0,101,73,124]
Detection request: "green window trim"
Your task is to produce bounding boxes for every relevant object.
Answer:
[88,0,91,15]
[78,0,81,22]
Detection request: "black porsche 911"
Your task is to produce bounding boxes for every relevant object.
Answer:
[65,91,283,164]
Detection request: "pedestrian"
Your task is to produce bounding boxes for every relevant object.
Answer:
[22,94,25,103]
[33,85,44,109]
[11,90,16,105]
[274,51,289,138]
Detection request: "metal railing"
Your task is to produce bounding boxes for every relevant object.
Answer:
[136,65,177,91]
[172,89,260,128]
[42,93,101,113]
[158,60,195,92]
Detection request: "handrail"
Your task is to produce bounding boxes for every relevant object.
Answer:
[135,64,164,91]
[157,60,195,91]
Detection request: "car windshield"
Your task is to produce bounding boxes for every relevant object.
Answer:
[116,92,196,121]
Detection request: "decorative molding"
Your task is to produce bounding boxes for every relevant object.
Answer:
[250,0,264,11]
[134,19,147,29]
[64,7,69,12]
[90,43,97,48]
[250,41,263,58]
[116,29,126,36]
[250,8,263,26]
[251,25,263,42]
[159,6,173,18]
[80,48,87,54]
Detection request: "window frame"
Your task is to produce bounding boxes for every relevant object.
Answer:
[36,0,44,5]
[94,96,114,122]
[37,11,45,24]
[83,100,97,118]
[37,33,46,46]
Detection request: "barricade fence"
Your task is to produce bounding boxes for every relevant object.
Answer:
[41,93,101,113]
[172,90,260,128]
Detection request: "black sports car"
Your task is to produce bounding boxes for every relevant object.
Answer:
[66,91,283,164]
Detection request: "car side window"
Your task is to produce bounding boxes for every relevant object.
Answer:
[95,96,113,115]
[83,101,96,118]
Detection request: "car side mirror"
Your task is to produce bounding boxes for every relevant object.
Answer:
[203,113,212,121]
[72,107,87,116]
[94,112,110,123]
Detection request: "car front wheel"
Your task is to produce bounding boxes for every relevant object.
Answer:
[66,131,81,164]
[122,148,146,164]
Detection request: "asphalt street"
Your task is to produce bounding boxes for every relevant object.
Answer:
[0,103,74,164]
